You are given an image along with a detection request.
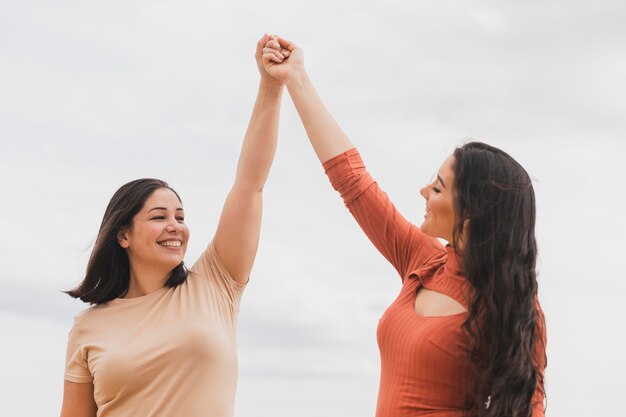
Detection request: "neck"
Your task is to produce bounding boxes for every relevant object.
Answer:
[125,262,171,298]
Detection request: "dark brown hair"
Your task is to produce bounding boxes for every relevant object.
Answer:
[452,142,546,417]
[66,179,188,304]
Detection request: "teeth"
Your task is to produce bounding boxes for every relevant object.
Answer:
[159,241,181,247]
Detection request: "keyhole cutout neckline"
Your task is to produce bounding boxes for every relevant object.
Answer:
[413,286,468,318]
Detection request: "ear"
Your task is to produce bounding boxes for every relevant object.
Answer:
[117,229,130,249]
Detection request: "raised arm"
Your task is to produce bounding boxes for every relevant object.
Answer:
[212,34,284,284]
[262,37,353,164]
[263,38,445,278]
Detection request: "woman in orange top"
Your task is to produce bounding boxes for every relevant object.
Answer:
[262,38,546,417]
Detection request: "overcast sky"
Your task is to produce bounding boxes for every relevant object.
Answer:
[1,1,625,416]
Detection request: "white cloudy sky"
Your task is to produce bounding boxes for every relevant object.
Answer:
[1,1,625,416]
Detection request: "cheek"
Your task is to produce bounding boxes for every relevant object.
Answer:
[444,200,455,217]
[432,196,455,220]
[430,196,445,214]
[145,224,165,239]
[130,225,158,243]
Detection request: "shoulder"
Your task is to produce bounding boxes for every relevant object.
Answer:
[188,241,246,305]
[70,303,111,331]
[190,242,245,287]
[406,237,448,277]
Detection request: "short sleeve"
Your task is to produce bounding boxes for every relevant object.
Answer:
[189,241,246,308]
[64,320,93,383]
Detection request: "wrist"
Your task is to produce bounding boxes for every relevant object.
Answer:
[259,77,284,92]
[285,67,308,90]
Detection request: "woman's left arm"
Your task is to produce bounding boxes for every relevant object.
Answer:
[213,34,286,284]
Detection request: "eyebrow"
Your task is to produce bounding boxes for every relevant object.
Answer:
[437,175,447,189]
[147,207,184,212]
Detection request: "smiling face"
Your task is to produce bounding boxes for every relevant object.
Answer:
[419,155,457,244]
[118,187,189,275]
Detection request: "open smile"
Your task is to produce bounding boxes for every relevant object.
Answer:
[158,240,182,248]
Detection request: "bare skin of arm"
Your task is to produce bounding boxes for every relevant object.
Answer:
[213,34,285,284]
[60,380,97,417]
[262,37,353,164]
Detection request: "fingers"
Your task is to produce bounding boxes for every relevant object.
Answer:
[262,46,285,63]
[259,33,295,64]
[256,33,271,56]
[266,38,280,50]
[275,36,296,52]
[257,33,270,45]
[259,33,296,50]
[265,37,290,58]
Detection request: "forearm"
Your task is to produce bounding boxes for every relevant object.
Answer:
[233,80,282,192]
[286,69,354,164]
[213,79,281,283]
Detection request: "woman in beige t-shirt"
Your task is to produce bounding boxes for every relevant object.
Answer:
[60,34,290,417]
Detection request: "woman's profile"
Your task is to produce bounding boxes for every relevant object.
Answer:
[60,34,286,417]
[263,37,547,417]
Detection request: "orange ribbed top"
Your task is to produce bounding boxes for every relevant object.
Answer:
[323,148,545,417]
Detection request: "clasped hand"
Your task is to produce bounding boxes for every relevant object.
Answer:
[257,34,304,84]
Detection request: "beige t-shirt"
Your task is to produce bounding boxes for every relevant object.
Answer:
[65,242,246,417]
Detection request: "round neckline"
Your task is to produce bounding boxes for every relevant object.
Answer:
[108,285,169,306]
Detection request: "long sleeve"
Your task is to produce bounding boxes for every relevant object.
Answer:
[323,148,445,280]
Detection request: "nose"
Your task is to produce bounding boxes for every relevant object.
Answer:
[420,185,428,200]
[166,218,183,233]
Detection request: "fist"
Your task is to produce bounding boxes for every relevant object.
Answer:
[261,35,304,84]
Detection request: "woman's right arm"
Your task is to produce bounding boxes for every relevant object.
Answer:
[263,38,445,278]
[262,37,353,164]
[60,381,97,417]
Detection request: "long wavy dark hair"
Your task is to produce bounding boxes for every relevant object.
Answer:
[66,179,188,305]
[452,142,546,417]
